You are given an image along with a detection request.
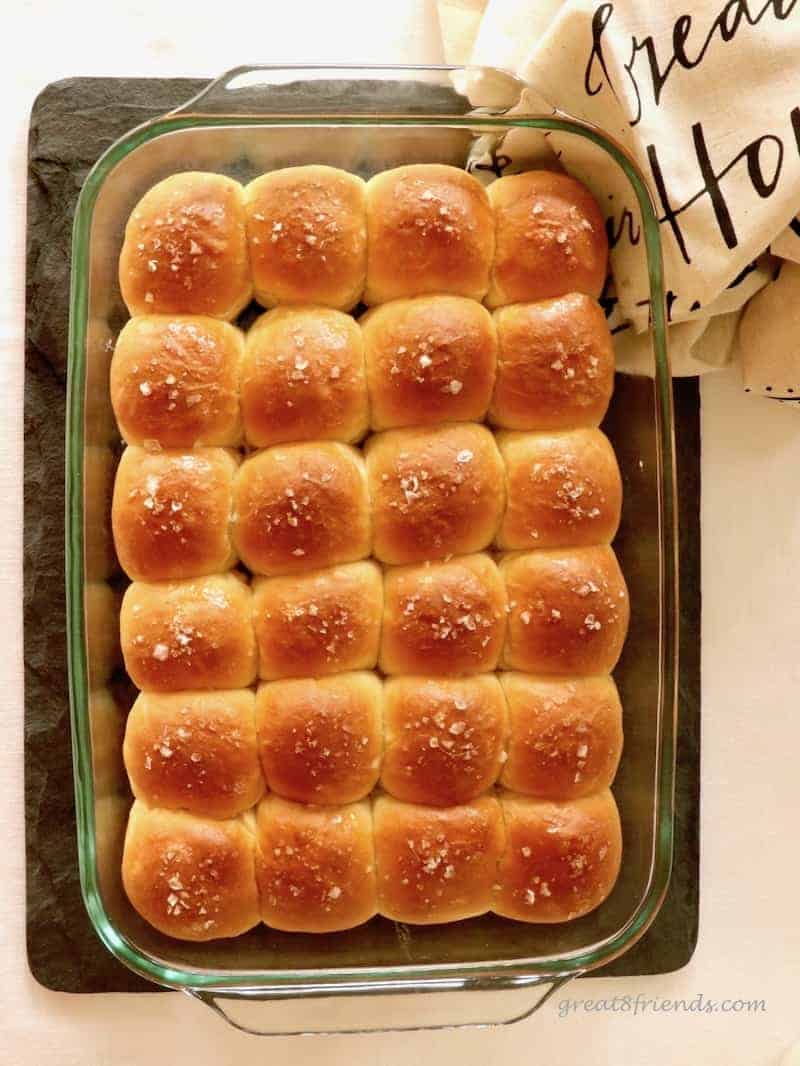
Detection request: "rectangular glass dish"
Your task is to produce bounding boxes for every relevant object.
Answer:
[66,65,677,1035]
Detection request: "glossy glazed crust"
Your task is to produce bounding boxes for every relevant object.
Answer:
[233,443,371,576]
[254,796,377,932]
[499,673,623,799]
[380,675,508,805]
[365,423,505,565]
[110,315,244,447]
[255,673,382,804]
[380,553,507,676]
[120,573,257,692]
[122,802,260,940]
[364,165,494,304]
[252,561,382,680]
[373,793,505,923]
[360,295,497,430]
[119,172,252,319]
[492,790,622,922]
[501,547,630,675]
[490,296,615,431]
[245,166,367,310]
[240,306,368,448]
[486,170,608,308]
[123,690,265,819]
[111,446,238,582]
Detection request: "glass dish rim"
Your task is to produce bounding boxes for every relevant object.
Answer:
[65,63,678,997]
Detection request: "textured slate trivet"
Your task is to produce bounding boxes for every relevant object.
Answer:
[25,77,700,993]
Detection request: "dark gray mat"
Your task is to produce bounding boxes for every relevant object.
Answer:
[25,77,700,992]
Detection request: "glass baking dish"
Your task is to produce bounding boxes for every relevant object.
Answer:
[65,65,677,1035]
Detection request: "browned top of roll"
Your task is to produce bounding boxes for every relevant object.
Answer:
[122,802,260,941]
[119,173,251,320]
[110,315,244,448]
[255,795,376,933]
[240,306,368,448]
[365,423,505,565]
[245,166,367,310]
[111,446,238,582]
[490,295,615,431]
[233,443,371,576]
[364,165,494,304]
[487,170,608,307]
[120,573,256,693]
[360,295,497,430]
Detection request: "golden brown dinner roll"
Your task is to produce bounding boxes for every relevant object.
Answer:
[360,295,497,430]
[120,573,257,692]
[122,801,260,941]
[241,306,368,448]
[112,446,237,582]
[85,317,117,445]
[373,794,505,923]
[245,166,367,310]
[89,689,126,799]
[255,673,382,805]
[501,547,629,675]
[381,675,507,806]
[85,581,122,686]
[499,673,623,799]
[486,170,607,308]
[490,296,615,431]
[255,795,376,932]
[380,554,507,676]
[119,172,251,320]
[365,424,504,565]
[83,445,117,581]
[233,443,370,576]
[492,790,622,922]
[123,690,265,819]
[252,561,382,680]
[110,315,243,447]
[496,429,622,550]
[364,165,494,304]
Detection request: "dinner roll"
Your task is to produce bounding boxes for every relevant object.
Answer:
[493,790,622,922]
[84,445,117,580]
[89,689,126,799]
[364,165,494,304]
[85,581,121,686]
[486,170,607,308]
[496,429,622,550]
[123,690,265,819]
[499,673,623,799]
[120,573,256,692]
[490,296,615,430]
[255,795,376,932]
[122,801,260,941]
[366,424,504,565]
[241,307,368,448]
[380,554,507,676]
[112,446,237,582]
[501,547,629,675]
[245,166,367,310]
[373,794,505,923]
[233,443,370,576]
[110,316,243,447]
[360,295,497,430]
[119,172,251,320]
[381,675,507,805]
[255,673,382,805]
[252,561,382,680]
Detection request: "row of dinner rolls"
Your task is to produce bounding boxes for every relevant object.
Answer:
[122,788,622,938]
[109,295,614,449]
[110,425,623,580]
[122,672,623,813]
[118,549,629,686]
[118,166,607,319]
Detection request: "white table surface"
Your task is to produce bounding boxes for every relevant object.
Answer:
[3,3,799,1063]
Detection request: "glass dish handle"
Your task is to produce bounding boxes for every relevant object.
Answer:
[185,974,575,1036]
